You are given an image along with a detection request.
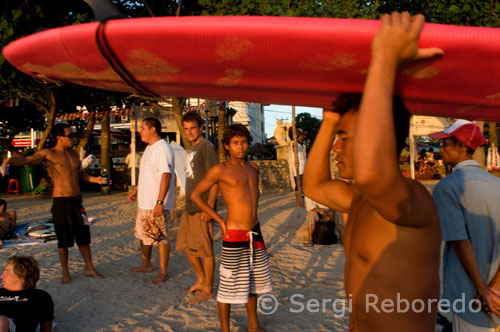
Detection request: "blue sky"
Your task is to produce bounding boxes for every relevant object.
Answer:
[263,104,323,138]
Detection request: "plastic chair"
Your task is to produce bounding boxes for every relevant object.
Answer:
[7,179,19,195]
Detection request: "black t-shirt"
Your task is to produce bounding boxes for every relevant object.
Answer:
[0,288,54,332]
[185,139,219,214]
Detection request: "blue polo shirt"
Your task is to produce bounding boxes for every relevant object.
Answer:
[433,160,500,327]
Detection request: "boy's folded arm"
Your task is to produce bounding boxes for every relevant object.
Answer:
[190,164,225,225]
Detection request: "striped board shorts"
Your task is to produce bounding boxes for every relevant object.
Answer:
[217,224,272,304]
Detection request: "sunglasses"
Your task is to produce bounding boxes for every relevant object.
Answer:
[63,133,78,138]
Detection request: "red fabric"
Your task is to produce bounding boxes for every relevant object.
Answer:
[223,228,266,250]
[3,16,500,120]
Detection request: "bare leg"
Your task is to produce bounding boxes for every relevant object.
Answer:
[185,254,205,292]
[305,211,317,246]
[218,302,231,332]
[58,248,71,284]
[79,244,103,279]
[151,243,170,285]
[203,256,215,293]
[130,241,153,272]
[295,192,301,208]
[188,256,215,303]
[246,294,267,332]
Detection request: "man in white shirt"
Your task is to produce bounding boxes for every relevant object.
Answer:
[127,117,175,285]
[288,128,307,207]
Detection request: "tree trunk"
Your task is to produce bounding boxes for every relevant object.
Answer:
[473,121,486,169]
[489,122,498,147]
[217,102,226,161]
[36,90,57,151]
[171,97,190,149]
[100,114,111,194]
[76,113,96,155]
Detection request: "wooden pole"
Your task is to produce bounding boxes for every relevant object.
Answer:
[101,114,111,194]
[292,106,303,207]
[409,116,416,179]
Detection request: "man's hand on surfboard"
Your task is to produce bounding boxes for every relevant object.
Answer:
[372,12,443,66]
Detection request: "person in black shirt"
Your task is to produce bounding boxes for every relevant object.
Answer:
[0,256,54,332]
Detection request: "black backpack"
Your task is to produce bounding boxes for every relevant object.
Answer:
[312,218,337,245]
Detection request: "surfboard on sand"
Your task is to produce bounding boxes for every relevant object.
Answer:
[3,16,500,120]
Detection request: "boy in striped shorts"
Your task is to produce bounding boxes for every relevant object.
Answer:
[191,124,272,332]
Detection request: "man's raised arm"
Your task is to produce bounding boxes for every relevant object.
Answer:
[1,150,49,176]
[303,111,352,213]
[352,12,443,225]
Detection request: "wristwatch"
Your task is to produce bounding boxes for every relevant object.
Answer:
[156,200,164,205]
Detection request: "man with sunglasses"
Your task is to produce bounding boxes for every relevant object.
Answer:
[430,120,500,330]
[1,123,103,284]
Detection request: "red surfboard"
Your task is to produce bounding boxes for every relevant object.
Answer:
[3,16,500,120]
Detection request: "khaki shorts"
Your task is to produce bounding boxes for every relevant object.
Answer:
[134,208,169,246]
[175,212,213,257]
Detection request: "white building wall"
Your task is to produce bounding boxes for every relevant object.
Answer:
[230,101,265,144]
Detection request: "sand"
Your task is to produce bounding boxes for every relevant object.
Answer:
[0,191,348,332]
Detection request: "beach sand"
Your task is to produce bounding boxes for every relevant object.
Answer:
[0,191,348,331]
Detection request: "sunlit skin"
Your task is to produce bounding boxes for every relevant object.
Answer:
[439,138,468,168]
[190,134,265,332]
[183,120,204,146]
[1,264,24,291]
[332,111,356,180]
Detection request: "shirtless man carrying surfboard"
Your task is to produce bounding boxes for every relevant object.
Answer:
[303,13,443,331]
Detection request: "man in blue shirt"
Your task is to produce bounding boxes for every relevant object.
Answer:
[431,119,500,331]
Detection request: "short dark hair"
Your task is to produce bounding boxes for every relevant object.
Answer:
[7,256,40,290]
[143,117,162,135]
[52,123,71,139]
[0,199,7,210]
[332,93,410,156]
[223,124,252,146]
[182,111,204,128]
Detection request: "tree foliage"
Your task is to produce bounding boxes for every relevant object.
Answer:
[197,0,499,27]
[0,0,129,152]
[295,112,321,150]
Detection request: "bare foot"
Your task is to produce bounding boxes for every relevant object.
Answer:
[248,327,267,332]
[85,269,104,279]
[129,264,153,273]
[151,273,168,285]
[61,275,72,284]
[184,281,203,293]
[187,290,214,304]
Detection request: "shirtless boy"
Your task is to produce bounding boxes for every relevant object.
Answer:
[191,124,272,332]
[2,123,103,284]
[0,200,16,247]
[303,13,443,331]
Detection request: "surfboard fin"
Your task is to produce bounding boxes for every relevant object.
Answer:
[83,0,129,22]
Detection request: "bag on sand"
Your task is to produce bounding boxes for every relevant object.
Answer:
[312,218,337,245]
